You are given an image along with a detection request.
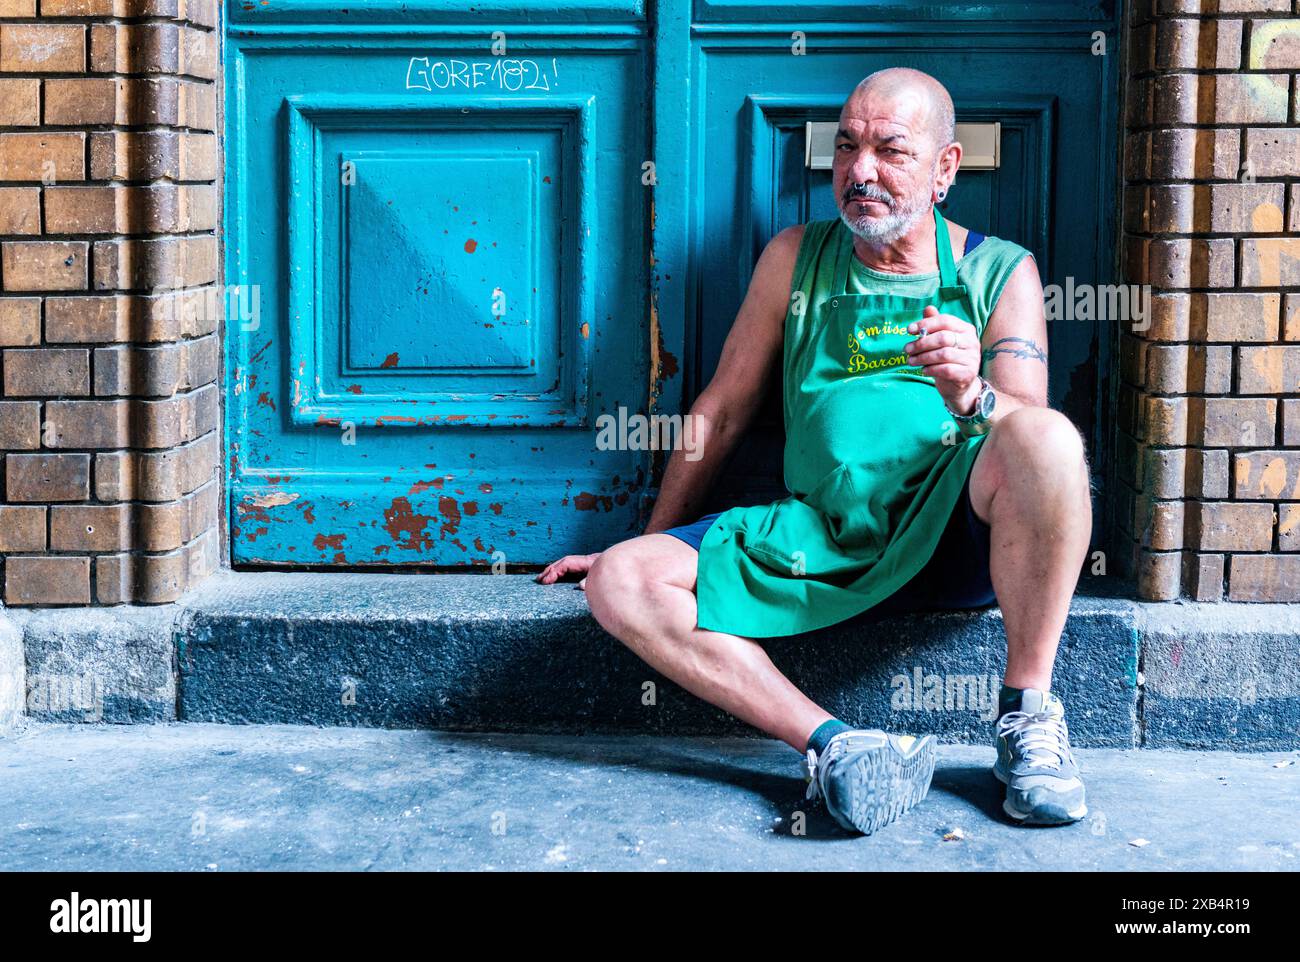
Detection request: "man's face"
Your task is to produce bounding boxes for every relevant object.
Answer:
[833,90,939,244]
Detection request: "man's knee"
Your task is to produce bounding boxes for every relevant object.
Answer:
[587,541,640,594]
[585,539,654,625]
[989,407,1088,481]
[586,534,697,633]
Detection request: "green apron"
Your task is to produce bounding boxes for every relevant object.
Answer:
[695,206,987,638]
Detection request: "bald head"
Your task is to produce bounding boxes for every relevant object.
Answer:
[847,68,955,151]
[832,67,961,244]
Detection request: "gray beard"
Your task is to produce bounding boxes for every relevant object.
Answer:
[839,195,932,245]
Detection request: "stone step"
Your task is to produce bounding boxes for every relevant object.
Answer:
[7,570,1298,750]
[174,572,1140,746]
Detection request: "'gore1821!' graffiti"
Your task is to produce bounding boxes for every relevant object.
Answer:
[405,58,559,91]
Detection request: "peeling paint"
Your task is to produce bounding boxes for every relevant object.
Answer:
[245,492,299,509]
[438,495,461,536]
[573,491,613,512]
[382,497,434,552]
[1280,506,1299,538]
[1259,457,1287,498]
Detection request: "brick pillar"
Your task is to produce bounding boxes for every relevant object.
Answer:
[0,0,221,605]
[1121,0,1300,602]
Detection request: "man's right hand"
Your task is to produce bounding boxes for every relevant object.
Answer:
[534,553,601,589]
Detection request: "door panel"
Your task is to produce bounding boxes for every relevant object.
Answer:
[286,97,591,428]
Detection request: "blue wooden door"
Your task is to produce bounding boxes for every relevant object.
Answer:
[225,0,1121,565]
[225,2,651,565]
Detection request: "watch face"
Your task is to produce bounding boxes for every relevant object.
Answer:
[978,384,996,418]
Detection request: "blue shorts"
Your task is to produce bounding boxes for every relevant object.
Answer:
[661,474,996,618]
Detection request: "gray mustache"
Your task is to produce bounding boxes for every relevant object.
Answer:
[845,185,893,206]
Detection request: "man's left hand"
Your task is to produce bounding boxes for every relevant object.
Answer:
[906,305,981,415]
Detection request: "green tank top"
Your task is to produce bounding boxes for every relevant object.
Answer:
[694,209,1029,638]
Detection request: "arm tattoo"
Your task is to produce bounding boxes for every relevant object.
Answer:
[982,336,1047,366]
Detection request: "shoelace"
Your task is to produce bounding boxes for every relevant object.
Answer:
[805,733,864,801]
[804,749,822,801]
[997,710,1070,769]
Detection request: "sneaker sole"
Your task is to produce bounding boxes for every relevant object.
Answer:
[993,768,1088,825]
[835,736,937,835]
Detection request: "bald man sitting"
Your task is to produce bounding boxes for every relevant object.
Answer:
[538,68,1092,835]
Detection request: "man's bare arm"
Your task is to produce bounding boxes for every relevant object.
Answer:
[642,225,803,533]
[978,256,1048,419]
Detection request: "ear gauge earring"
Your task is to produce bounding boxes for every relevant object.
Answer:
[936,188,948,202]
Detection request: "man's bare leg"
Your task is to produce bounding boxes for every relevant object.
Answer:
[968,406,1092,691]
[967,405,1092,825]
[583,533,831,751]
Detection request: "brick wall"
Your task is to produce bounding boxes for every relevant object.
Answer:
[1121,0,1300,601]
[0,0,221,604]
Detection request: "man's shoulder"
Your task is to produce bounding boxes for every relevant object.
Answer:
[957,231,1037,323]
[959,231,1034,278]
[769,222,807,254]
[963,229,1032,260]
[758,222,819,285]
[769,222,811,256]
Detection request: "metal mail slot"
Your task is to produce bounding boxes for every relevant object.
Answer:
[804,120,1001,170]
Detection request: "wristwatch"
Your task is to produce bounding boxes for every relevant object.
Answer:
[948,377,996,437]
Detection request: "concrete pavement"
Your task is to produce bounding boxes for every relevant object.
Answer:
[1,722,1296,871]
